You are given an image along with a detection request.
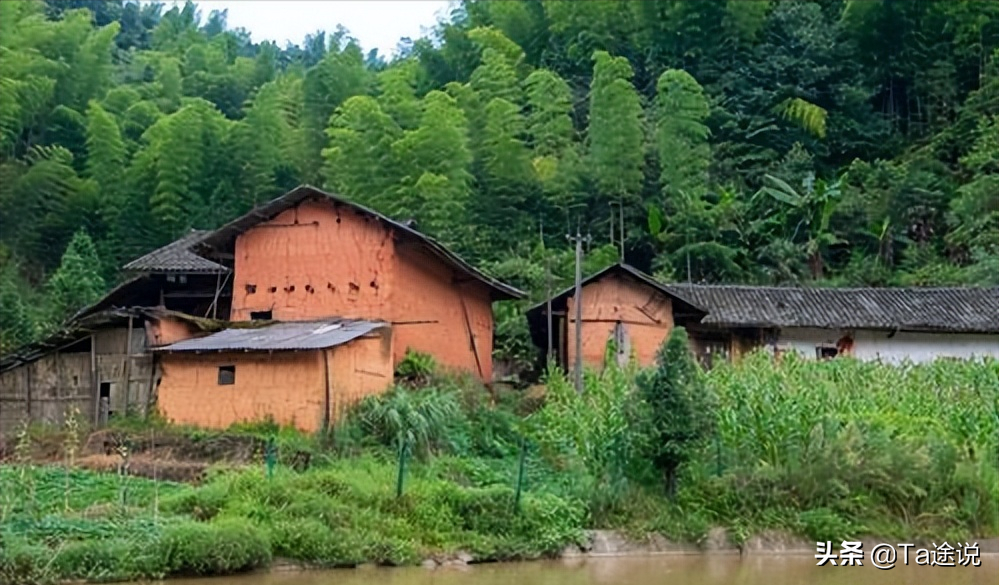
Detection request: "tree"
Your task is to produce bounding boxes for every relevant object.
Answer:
[587,51,645,235]
[0,262,36,353]
[46,230,106,326]
[755,172,846,280]
[524,69,579,210]
[654,68,711,202]
[84,101,126,205]
[391,90,473,247]
[322,95,402,210]
[637,327,714,498]
[377,61,423,130]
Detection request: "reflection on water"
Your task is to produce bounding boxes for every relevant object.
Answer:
[145,555,998,585]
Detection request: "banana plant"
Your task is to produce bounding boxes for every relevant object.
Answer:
[754,172,847,280]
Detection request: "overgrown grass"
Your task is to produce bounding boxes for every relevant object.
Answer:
[0,458,584,584]
[2,352,996,584]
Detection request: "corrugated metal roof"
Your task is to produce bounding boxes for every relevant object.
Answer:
[122,230,229,274]
[152,318,388,352]
[665,283,999,334]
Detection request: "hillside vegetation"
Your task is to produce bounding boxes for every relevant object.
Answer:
[1,0,997,363]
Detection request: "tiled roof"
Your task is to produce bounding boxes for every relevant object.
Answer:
[525,263,706,316]
[122,230,228,274]
[664,283,999,334]
[151,318,388,352]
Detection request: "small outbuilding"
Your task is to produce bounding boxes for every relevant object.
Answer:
[525,264,706,371]
[151,318,393,432]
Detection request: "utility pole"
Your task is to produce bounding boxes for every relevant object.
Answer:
[546,255,553,362]
[619,196,625,262]
[540,221,553,362]
[567,226,591,393]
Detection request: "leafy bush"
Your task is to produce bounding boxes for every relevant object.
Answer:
[636,327,715,497]
[51,537,167,582]
[159,519,271,576]
[269,519,366,566]
[348,385,464,458]
[395,349,437,386]
[0,538,54,585]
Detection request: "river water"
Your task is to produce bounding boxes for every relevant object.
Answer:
[148,554,998,585]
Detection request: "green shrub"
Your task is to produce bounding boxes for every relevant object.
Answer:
[159,519,270,576]
[269,519,366,567]
[395,349,436,385]
[51,537,167,582]
[0,539,54,585]
[160,482,228,521]
[798,508,857,543]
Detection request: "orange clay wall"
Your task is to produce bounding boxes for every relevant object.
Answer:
[566,274,674,370]
[227,199,495,381]
[392,245,494,380]
[145,316,201,347]
[328,328,394,420]
[157,351,326,432]
[230,200,394,322]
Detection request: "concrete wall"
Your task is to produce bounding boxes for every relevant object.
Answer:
[227,199,496,381]
[773,327,999,363]
[566,274,675,370]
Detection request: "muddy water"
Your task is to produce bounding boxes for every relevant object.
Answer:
[147,555,998,585]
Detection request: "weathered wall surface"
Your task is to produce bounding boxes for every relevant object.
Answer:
[0,352,90,432]
[230,201,395,322]
[0,325,153,434]
[157,351,326,432]
[328,329,394,420]
[145,317,201,347]
[774,328,999,363]
[94,327,153,418]
[226,199,495,381]
[566,274,674,370]
[392,245,495,380]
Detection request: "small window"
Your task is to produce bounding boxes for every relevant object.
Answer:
[816,345,838,360]
[218,365,236,385]
[250,310,272,321]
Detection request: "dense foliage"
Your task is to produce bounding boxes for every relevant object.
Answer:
[2,352,997,582]
[1,0,997,358]
[529,350,999,543]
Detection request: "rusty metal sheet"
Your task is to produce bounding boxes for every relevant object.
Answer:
[152,319,388,352]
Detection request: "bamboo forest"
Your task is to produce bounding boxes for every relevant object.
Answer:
[1,0,997,363]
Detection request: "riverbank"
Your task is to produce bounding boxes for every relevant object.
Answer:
[2,353,997,584]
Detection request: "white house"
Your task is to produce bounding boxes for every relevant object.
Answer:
[665,282,999,366]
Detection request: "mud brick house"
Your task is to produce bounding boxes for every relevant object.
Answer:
[0,185,523,433]
[525,264,707,371]
[527,263,999,371]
